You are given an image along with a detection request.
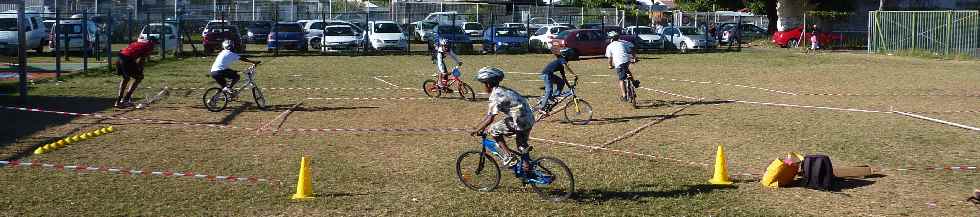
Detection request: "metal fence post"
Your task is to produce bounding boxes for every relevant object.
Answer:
[160,11,166,59]
[107,9,113,69]
[55,9,62,79]
[17,2,28,104]
[945,10,952,56]
[83,11,89,72]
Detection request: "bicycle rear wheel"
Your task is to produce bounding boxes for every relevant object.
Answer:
[456,82,476,101]
[455,150,501,192]
[561,98,592,125]
[626,80,638,108]
[422,79,442,98]
[252,86,268,110]
[529,156,575,202]
[202,87,229,112]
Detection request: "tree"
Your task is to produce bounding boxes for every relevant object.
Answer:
[676,0,718,12]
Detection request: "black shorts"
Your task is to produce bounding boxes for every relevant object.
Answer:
[116,54,143,79]
[615,63,631,80]
[209,69,239,81]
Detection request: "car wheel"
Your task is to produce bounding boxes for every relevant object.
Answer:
[566,49,579,61]
[788,39,799,48]
[679,42,688,53]
[529,39,542,53]
[310,38,321,50]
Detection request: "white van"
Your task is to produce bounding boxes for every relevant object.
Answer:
[366,21,407,51]
[139,22,180,51]
[0,10,48,55]
[48,17,102,52]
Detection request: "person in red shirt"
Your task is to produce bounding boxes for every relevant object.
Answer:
[114,37,156,108]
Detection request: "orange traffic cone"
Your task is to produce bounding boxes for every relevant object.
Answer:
[290,156,315,200]
[708,145,733,185]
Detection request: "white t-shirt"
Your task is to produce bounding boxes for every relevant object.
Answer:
[210,50,241,72]
[487,86,534,131]
[605,40,634,68]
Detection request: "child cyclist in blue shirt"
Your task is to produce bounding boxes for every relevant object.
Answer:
[537,48,578,113]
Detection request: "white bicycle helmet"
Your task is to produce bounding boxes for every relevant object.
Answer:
[475,67,505,84]
[222,40,234,50]
[607,31,620,39]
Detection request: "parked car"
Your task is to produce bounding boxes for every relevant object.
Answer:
[462,22,483,42]
[771,26,844,48]
[48,17,105,53]
[411,21,437,42]
[366,21,408,51]
[624,26,664,49]
[42,19,56,37]
[268,22,307,52]
[421,11,468,26]
[550,29,621,60]
[319,25,361,52]
[502,23,528,35]
[202,24,244,54]
[428,25,472,53]
[660,26,716,52]
[529,25,571,52]
[1,11,47,54]
[202,20,229,36]
[245,21,272,43]
[718,23,766,44]
[482,27,529,54]
[139,22,180,51]
[305,20,364,50]
[527,17,560,30]
[580,24,623,34]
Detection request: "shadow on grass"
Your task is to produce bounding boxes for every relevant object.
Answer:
[577,184,737,203]
[634,99,733,109]
[0,95,116,161]
[587,113,700,125]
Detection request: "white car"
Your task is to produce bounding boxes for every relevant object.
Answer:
[366,21,407,51]
[529,25,570,52]
[139,22,180,51]
[411,21,437,42]
[462,22,483,42]
[624,26,664,49]
[320,25,361,52]
[303,20,363,50]
[659,26,716,52]
[422,11,468,26]
[527,17,560,30]
[49,16,104,52]
[0,10,47,54]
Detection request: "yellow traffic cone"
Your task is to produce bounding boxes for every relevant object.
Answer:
[708,145,733,185]
[98,128,108,134]
[290,156,315,200]
[105,126,115,133]
[70,136,80,142]
[85,132,95,137]
[34,146,48,154]
[93,130,104,136]
[79,134,89,140]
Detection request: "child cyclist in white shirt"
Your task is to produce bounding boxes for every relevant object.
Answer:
[604,31,638,102]
[470,67,535,169]
[210,40,261,94]
[434,39,462,87]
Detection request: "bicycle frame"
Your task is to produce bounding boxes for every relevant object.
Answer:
[480,135,553,185]
[539,77,584,116]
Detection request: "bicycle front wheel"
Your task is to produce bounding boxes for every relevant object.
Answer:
[456,82,476,101]
[529,156,575,202]
[422,79,442,98]
[626,80,638,108]
[202,87,229,112]
[252,86,268,110]
[562,98,592,125]
[455,150,501,192]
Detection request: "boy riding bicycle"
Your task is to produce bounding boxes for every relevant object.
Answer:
[470,67,534,170]
[210,40,261,94]
[537,48,578,113]
[604,31,638,102]
[433,39,462,87]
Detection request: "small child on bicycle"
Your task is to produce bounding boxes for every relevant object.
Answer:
[537,48,578,113]
[434,39,462,87]
[210,40,261,94]
[471,67,535,169]
[604,31,638,102]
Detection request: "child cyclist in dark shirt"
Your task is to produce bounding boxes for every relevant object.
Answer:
[537,48,578,113]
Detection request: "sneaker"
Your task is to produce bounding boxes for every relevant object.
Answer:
[114,101,134,108]
[517,146,532,154]
[633,80,641,88]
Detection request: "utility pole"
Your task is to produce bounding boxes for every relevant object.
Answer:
[16,1,28,104]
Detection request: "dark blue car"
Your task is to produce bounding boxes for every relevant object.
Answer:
[482,27,529,54]
[267,22,307,51]
[427,25,472,53]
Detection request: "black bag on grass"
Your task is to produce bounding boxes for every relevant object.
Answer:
[801,155,836,191]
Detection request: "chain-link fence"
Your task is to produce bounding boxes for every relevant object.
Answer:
[869,10,979,58]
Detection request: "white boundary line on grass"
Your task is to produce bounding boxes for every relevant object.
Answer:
[892,111,980,132]
[372,76,401,88]
[0,160,279,185]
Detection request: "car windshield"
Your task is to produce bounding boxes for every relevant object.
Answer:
[57,24,84,34]
[0,18,17,31]
[632,27,654,35]
[273,24,303,32]
[206,26,236,33]
[374,23,401,33]
[249,22,271,29]
[437,26,464,34]
[679,27,705,35]
[143,25,173,34]
[324,27,356,36]
[463,23,482,30]
[494,28,526,37]
[419,22,436,30]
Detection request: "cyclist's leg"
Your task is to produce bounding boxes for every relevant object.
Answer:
[123,65,145,102]
[515,130,532,171]
[226,70,241,89]
[210,70,229,89]
[115,58,131,106]
[488,120,518,161]
[553,74,565,95]
[616,65,629,99]
[435,53,449,85]
[539,73,554,110]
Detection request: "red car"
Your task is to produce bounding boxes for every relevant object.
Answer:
[550,29,634,60]
[771,26,843,48]
[202,24,245,54]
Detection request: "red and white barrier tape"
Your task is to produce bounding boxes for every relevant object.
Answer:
[653,77,799,96]
[2,106,471,133]
[144,87,416,91]
[0,160,280,185]
[305,97,434,100]
[881,166,977,172]
[800,93,980,97]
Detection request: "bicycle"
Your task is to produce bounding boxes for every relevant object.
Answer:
[623,71,640,108]
[534,76,593,125]
[202,64,268,112]
[422,66,476,101]
[455,134,575,202]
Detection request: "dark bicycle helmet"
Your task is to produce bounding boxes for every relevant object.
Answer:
[559,48,574,58]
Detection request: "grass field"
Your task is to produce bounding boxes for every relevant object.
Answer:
[1,48,979,216]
